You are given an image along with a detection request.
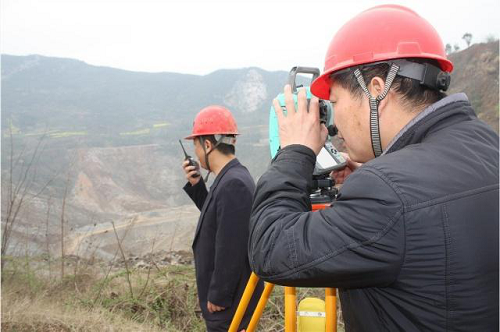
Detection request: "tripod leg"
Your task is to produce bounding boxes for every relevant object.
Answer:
[229,272,260,332]
[246,282,275,332]
[325,288,337,332]
[285,287,297,332]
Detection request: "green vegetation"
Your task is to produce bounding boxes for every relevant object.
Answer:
[153,122,169,128]
[1,256,344,332]
[120,128,151,136]
[50,131,88,138]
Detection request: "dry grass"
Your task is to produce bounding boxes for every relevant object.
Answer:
[2,296,168,332]
[1,257,201,332]
[1,256,344,332]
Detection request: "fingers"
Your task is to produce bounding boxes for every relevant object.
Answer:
[207,302,225,313]
[274,85,315,121]
[310,97,320,121]
[274,84,326,154]
[273,98,284,124]
[187,170,199,178]
[297,87,308,116]
[344,154,362,171]
[184,165,197,174]
[283,84,296,117]
[331,168,349,184]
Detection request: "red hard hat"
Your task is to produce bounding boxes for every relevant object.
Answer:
[185,105,239,140]
[311,4,454,100]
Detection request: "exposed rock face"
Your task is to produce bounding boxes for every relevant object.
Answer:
[71,144,186,214]
[2,43,497,260]
[224,69,267,113]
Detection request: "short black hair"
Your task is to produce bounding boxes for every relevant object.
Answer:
[331,59,447,112]
[201,135,235,155]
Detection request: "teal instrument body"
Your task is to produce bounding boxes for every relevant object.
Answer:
[269,87,316,159]
[269,86,332,159]
[268,66,346,201]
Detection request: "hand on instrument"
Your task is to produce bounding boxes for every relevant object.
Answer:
[273,84,328,155]
[330,152,362,184]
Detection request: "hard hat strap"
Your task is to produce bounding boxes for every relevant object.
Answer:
[199,136,212,182]
[214,134,237,146]
[353,63,400,158]
[198,134,235,182]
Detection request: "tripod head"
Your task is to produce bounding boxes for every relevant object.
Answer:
[310,173,337,206]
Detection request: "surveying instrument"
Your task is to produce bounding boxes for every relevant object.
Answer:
[229,67,346,332]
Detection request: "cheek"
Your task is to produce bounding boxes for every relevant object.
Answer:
[193,144,202,160]
[333,106,347,131]
[351,110,363,133]
[336,104,359,136]
[195,148,203,161]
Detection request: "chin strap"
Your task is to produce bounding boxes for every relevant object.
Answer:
[199,135,237,182]
[199,136,212,182]
[353,63,400,158]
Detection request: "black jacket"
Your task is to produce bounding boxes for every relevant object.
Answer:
[184,158,264,323]
[249,94,499,331]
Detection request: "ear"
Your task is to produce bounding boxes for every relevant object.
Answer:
[368,76,390,119]
[368,76,385,98]
[204,138,213,152]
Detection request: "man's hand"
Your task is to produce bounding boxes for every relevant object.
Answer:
[182,160,201,186]
[207,301,225,313]
[273,85,328,155]
[331,152,362,184]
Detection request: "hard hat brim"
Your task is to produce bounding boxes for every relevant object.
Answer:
[311,72,333,100]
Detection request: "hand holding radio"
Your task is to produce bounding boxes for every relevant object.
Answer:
[182,160,201,185]
[179,140,201,185]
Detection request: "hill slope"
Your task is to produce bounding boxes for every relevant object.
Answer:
[1,41,498,257]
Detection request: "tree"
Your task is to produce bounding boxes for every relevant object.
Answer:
[1,127,47,272]
[1,125,63,274]
[485,34,499,43]
[454,44,461,52]
[445,43,452,55]
[462,33,473,48]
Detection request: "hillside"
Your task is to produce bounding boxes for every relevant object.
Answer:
[1,41,498,258]
[448,41,499,132]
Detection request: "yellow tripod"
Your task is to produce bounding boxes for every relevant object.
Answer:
[229,273,337,332]
[229,203,338,332]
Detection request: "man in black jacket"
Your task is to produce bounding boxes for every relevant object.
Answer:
[182,105,263,332]
[249,5,499,332]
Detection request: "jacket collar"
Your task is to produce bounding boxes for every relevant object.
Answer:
[209,158,240,191]
[383,93,474,155]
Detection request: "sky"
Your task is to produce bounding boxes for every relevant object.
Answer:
[1,0,499,76]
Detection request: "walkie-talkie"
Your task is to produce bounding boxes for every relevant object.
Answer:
[179,140,200,178]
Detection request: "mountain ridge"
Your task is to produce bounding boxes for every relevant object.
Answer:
[1,41,498,257]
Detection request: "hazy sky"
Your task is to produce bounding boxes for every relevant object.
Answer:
[2,0,499,75]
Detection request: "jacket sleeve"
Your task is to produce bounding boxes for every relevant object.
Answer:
[248,144,405,288]
[207,178,253,307]
[183,180,208,211]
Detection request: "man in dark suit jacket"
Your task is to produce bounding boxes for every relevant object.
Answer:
[182,105,264,332]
